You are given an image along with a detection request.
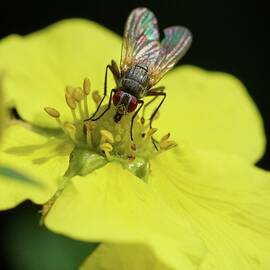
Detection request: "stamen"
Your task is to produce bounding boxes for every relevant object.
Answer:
[100,129,114,144]
[100,142,113,152]
[72,87,84,121]
[142,128,158,145]
[65,90,78,123]
[128,143,136,160]
[45,77,176,167]
[83,78,91,95]
[160,132,170,143]
[44,107,60,118]
[44,107,63,128]
[130,143,136,152]
[72,87,84,102]
[100,142,113,160]
[128,155,135,162]
[83,78,91,118]
[65,86,74,96]
[142,111,160,130]
[84,122,92,146]
[92,90,101,106]
[64,122,77,142]
[159,140,177,150]
[147,128,158,138]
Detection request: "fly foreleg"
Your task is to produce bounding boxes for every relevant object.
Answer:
[130,100,144,141]
[148,91,166,129]
[84,61,118,121]
[141,86,165,125]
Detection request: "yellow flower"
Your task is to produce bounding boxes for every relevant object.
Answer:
[0,19,270,270]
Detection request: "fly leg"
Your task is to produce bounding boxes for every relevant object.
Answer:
[110,59,121,86]
[141,86,165,125]
[130,100,144,141]
[147,91,166,129]
[91,89,116,121]
[84,60,120,121]
[145,90,166,150]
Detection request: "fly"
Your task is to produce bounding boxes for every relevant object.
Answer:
[85,7,192,141]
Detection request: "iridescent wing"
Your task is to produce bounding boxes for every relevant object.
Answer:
[120,7,160,73]
[149,26,192,87]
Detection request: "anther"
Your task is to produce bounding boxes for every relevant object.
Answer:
[100,142,113,152]
[65,86,74,96]
[100,129,114,144]
[65,90,77,123]
[130,143,136,152]
[44,107,60,118]
[83,78,91,96]
[72,87,84,120]
[159,140,177,151]
[65,91,76,110]
[92,90,101,106]
[160,133,170,143]
[72,87,84,102]
[128,155,135,162]
[44,107,62,128]
[147,128,158,137]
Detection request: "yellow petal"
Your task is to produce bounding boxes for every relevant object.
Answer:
[150,146,270,269]
[0,19,121,127]
[0,123,73,210]
[158,66,265,163]
[45,162,206,270]
[80,243,171,270]
[0,76,35,185]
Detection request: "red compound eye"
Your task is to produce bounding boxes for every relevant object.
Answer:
[128,96,138,113]
[113,90,123,106]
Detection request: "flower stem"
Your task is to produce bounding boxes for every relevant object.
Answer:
[39,176,71,225]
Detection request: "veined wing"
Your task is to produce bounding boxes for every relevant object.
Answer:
[149,26,192,86]
[120,7,160,73]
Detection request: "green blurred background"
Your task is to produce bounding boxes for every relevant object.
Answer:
[1,202,97,270]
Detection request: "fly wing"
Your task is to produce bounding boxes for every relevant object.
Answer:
[120,7,160,73]
[149,26,192,87]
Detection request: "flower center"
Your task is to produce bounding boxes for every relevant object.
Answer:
[44,77,176,180]
[40,77,177,220]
